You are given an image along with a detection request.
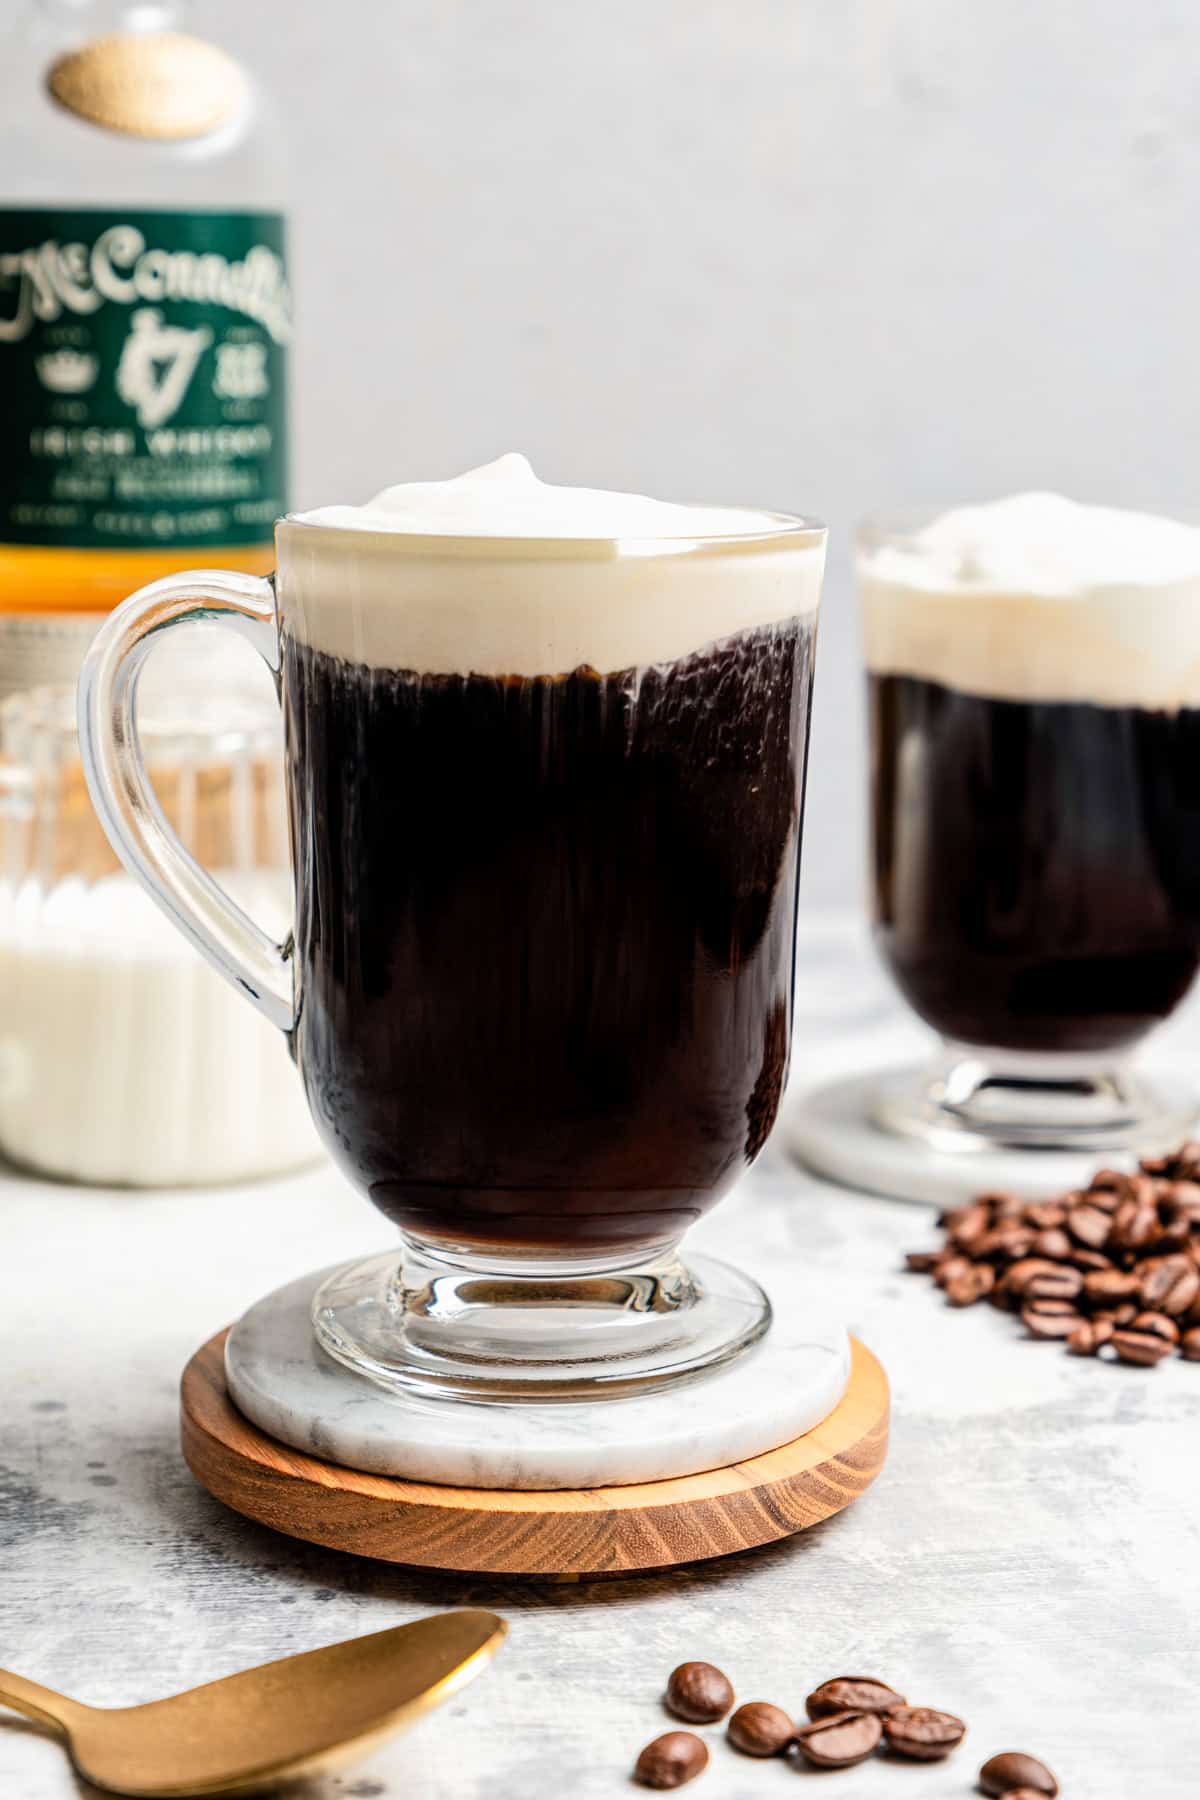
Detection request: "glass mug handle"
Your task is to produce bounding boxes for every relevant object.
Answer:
[76,568,296,1033]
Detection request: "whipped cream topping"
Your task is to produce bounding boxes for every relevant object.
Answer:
[291,453,788,540]
[859,493,1200,709]
[278,455,823,676]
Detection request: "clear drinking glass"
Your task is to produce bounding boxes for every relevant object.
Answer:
[860,508,1200,1153]
[77,509,825,1398]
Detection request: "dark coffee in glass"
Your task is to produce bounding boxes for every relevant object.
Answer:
[284,620,815,1257]
[871,674,1200,1055]
[860,495,1200,1152]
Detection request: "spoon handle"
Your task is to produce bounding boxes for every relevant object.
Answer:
[0,1670,83,1736]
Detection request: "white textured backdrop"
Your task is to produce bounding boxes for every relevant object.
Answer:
[202,0,1200,907]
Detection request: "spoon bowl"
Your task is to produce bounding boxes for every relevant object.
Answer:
[0,1608,506,1796]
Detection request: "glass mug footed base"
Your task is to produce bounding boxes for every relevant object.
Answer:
[873,1043,1200,1155]
[310,1239,772,1403]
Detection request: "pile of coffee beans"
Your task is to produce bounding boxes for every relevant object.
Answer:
[634,1663,988,1787]
[905,1142,1200,1366]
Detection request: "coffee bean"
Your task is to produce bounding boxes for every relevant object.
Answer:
[1024,1266,1082,1302]
[794,1710,882,1769]
[1067,1321,1099,1355]
[1022,1299,1081,1339]
[1083,1268,1141,1307]
[1031,1227,1073,1261]
[1163,1179,1200,1218]
[979,1749,1059,1795]
[1181,1327,1200,1360]
[947,1200,991,1250]
[1111,1193,1159,1252]
[805,1676,906,1719]
[726,1702,794,1756]
[1136,1257,1179,1307]
[664,1661,734,1724]
[1067,1201,1112,1249]
[1068,1248,1113,1273]
[1154,1264,1199,1316]
[1111,1324,1176,1366]
[1001,1258,1064,1298]
[946,1266,995,1306]
[1090,1167,1130,1192]
[1138,1253,1188,1301]
[905,1250,942,1272]
[935,1254,974,1289]
[974,1224,1035,1262]
[1133,1310,1179,1344]
[882,1705,966,1760]
[1022,1200,1067,1229]
[634,1732,708,1789]
[1084,1185,1122,1213]
[998,1789,1056,1799]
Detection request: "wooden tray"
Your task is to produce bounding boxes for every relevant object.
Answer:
[181,1332,888,1577]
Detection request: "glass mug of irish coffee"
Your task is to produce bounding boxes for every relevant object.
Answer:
[860,493,1200,1154]
[79,457,825,1398]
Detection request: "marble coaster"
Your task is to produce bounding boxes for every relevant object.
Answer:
[225,1265,851,1491]
[786,1069,1139,1206]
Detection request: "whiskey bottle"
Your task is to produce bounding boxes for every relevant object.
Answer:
[0,0,290,699]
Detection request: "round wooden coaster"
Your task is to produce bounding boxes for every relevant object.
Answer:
[181,1332,888,1577]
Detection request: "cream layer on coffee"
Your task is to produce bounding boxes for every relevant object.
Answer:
[277,454,824,676]
[860,492,1200,710]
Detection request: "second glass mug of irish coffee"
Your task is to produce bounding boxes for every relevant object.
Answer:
[78,479,825,1399]
[860,503,1200,1155]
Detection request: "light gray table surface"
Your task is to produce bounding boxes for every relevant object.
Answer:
[3,917,1198,1799]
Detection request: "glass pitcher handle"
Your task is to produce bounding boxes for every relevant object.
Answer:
[76,568,296,1033]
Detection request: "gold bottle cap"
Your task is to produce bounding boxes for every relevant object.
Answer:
[47,31,248,140]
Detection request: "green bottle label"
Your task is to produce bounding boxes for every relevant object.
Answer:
[0,207,289,549]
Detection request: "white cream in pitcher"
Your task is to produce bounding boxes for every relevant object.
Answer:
[0,869,317,1187]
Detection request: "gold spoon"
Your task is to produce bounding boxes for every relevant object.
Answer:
[0,1608,506,1796]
